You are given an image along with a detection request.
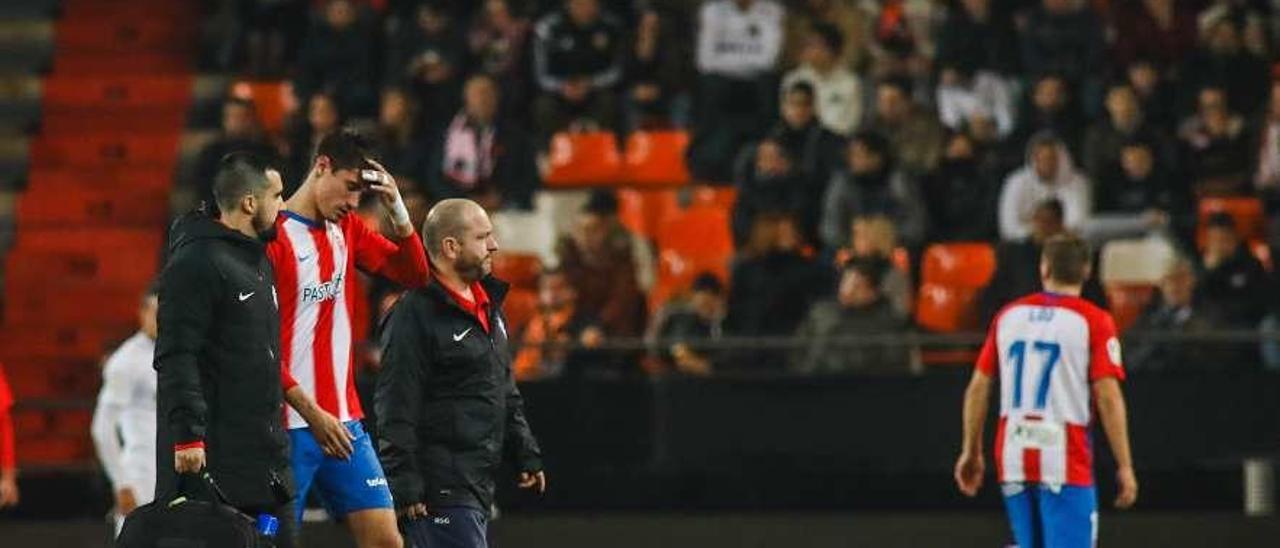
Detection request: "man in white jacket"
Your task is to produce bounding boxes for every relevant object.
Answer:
[91,288,158,535]
[998,131,1091,240]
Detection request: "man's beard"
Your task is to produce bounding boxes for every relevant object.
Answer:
[457,253,489,282]
[254,215,278,242]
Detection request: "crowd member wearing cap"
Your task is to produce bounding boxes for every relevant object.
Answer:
[267,130,429,548]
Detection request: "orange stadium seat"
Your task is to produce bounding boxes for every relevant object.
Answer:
[1105,284,1156,333]
[502,288,540,338]
[230,80,294,134]
[17,186,170,227]
[617,189,678,238]
[915,243,996,333]
[53,51,190,75]
[1198,197,1265,247]
[492,252,542,290]
[652,204,734,309]
[29,133,182,169]
[41,75,192,109]
[543,132,623,187]
[623,130,692,186]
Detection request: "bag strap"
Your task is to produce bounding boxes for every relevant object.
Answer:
[170,470,235,508]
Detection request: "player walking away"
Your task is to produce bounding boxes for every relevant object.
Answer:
[91,288,160,535]
[955,235,1138,548]
[267,130,429,548]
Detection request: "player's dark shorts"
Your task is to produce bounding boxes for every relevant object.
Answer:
[401,506,488,548]
[1002,482,1097,548]
[289,420,394,523]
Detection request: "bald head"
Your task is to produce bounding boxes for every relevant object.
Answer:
[424,199,497,281]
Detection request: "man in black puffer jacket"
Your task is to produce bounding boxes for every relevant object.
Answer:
[378,198,544,548]
[154,152,295,545]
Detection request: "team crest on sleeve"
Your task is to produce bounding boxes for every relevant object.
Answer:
[1106,337,1123,367]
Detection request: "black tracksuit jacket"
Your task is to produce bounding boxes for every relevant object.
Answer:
[376,276,543,511]
[154,211,291,508]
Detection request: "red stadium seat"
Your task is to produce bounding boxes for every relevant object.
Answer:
[1198,197,1265,247]
[623,130,692,186]
[920,243,996,288]
[543,132,623,187]
[1105,284,1156,333]
[502,288,540,338]
[17,186,170,227]
[915,243,996,333]
[29,133,182,169]
[492,252,542,290]
[652,204,734,309]
[617,189,678,239]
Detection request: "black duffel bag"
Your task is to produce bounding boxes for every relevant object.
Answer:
[116,471,275,548]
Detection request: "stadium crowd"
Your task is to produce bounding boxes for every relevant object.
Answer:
[195,0,1280,378]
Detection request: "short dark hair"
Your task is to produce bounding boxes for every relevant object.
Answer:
[314,129,372,172]
[810,22,844,54]
[844,257,885,288]
[212,151,272,214]
[583,189,619,216]
[877,76,913,96]
[690,272,724,295]
[849,130,891,159]
[1034,198,1065,222]
[785,81,816,102]
[1041,235,1092,285]
[1205,211,1237,231]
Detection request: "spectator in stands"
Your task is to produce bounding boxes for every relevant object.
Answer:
[821,130,927,251]
[1126,257,1214,371]
[1182,12,1269,117]
[1198,212,1271,329]
[513,268,605,380]
[1255,81,1280,241]
[388,2,468,130]
[783,0,870,70]
[425,75,538,210]
[371,86,427,187]
[531,0,625,144]
[792,258,910,374]
[468,0,532,111]
[649,273,725,377]
[624,6,694,131]
[861,77,944,176]
[725,213,828,368]
[998,132,1090,241]
[781,23,863,135]
[863,0,934,81]
[1126,58,1178,133]
[91,288,159,535]
[768,82,843,182]
[555,191,649,336]
[1178,86,1251,195]
[1009,74,1084,159]
[294,0,379,116]
[195,98,277,208]
[935,63,1016,139]
[235,0,309,76]
[1082,83,1170,186]
[933,0,1019,79]
[1110,0,1198,73]
[687,0,785,181]
[0,362,15,508]
[732,139,817,247]
[834,215,912,318]
[281,91,343,190]
[1089,139,1191,246]
[1018,0,1106,115]
[923,131,999,242]
[981,199,1108,323]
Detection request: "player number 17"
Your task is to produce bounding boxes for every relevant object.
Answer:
[1008,340,1061,410]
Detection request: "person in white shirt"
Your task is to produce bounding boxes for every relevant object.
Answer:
[781,22,863,135]
[998,132,1091,241]
[935,65,1015,138]
[91,288,159,535]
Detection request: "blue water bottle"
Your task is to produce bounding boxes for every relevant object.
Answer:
[256,513,279,538]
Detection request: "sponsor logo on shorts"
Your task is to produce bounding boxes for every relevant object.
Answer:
[366,477,388,488]
[433,516,451,525]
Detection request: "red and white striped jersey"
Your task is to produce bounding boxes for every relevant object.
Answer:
[267,211,430,429]
[976,292,1126,487]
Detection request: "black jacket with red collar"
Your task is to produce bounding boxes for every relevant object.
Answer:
[375,275,543,511]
